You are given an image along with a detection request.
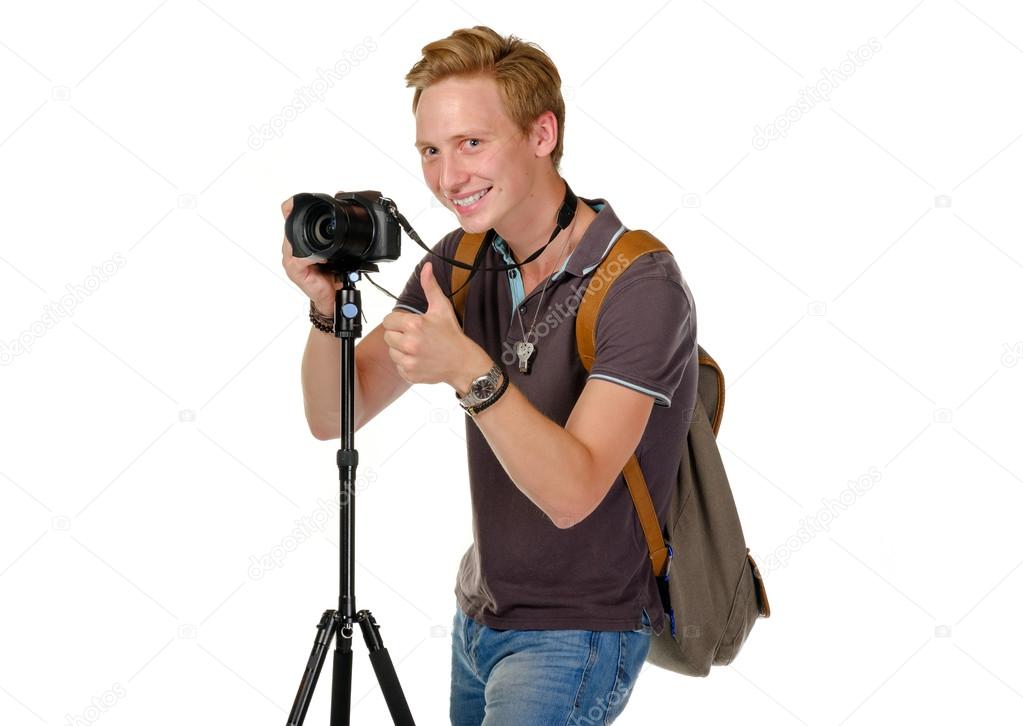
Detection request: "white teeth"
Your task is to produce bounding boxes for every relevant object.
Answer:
[451,188,490,207]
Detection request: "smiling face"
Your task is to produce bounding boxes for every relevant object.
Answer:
[414,73,557,235]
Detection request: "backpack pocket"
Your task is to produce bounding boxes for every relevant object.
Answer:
[713,555,759,666]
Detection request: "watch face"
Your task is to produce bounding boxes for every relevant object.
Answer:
[471,378,497,399]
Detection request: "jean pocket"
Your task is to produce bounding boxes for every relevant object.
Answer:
[632,607,653,635]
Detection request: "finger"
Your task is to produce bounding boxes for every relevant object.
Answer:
[282,245,322,270]
[281,197,294,218]
[382,311,414,332]
[382,330,405,352]
[421,261,437,293]
[421,261,451,312]
[387,345,406,368]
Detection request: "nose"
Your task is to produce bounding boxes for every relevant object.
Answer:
[440,153,470,195]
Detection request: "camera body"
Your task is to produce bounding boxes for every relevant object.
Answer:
[285,190,400,272]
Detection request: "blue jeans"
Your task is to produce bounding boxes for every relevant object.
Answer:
[450,606,652,725]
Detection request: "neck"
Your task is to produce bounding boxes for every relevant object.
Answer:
[495,174,578,275]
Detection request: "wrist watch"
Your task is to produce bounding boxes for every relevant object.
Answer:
[455,363,509,418]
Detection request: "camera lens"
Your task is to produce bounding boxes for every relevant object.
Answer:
[312,214,335,250]
[302,201,335,253]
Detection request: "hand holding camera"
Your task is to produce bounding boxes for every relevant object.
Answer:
[280,195,340,316]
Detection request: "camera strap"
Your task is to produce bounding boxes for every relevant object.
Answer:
[385,181,579,300]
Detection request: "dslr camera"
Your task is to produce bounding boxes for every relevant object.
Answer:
[285,190,400,272]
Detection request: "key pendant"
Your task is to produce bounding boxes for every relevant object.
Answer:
[516,341,536,374]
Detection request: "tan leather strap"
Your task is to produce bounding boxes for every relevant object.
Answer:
[450,231,488,327]
[575,230,669,370]
[576,229,672,578]
[624,454,670,577]
[699,352,726,436]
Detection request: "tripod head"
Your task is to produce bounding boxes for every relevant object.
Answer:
[326,270,368,340]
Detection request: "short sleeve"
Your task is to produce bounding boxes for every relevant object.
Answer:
[587,268,697,408]
[392,228,462,315]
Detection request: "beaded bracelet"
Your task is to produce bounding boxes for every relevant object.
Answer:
[309,300,334,334]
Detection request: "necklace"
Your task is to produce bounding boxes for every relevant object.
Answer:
[513,222,576,375]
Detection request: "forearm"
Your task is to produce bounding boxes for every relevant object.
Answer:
[454,351,598,528]
[301,326,363,439]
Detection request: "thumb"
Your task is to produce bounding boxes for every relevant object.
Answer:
[421,261,453,315]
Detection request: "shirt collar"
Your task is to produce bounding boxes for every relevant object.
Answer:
[490,197,626,279]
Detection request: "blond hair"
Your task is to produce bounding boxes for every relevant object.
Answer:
[405,26,566,170]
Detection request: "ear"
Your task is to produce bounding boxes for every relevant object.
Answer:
[530,110,559,160]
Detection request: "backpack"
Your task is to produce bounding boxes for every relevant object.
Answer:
[449,227,771,677]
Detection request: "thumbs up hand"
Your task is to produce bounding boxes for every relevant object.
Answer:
[382,261,491,390]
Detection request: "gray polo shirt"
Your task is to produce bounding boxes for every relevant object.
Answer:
[392,197,698,635]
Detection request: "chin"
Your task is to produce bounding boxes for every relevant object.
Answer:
[455,208,494,234]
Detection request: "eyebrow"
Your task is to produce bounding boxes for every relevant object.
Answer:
[414,131,489,149]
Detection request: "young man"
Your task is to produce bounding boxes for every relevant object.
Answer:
[282,25,699,725]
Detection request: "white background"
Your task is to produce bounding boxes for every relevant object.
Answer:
[2,1,1022,724]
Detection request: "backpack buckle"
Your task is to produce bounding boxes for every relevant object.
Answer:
[656,544,676,638]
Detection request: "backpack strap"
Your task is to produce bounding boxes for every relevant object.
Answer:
[575,230,669,370]
[698,349,726,436]
[575,229,672,578]
[624,454,671,577]
[450,231,489,327]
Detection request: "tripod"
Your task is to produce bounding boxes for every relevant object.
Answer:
[287,268,415,726]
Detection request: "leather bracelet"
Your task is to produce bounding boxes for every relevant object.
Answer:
[309,300,333,334]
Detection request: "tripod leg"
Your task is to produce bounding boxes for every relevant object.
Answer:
[357,610,415,726]
[286,610,337,726]
[330,623,354,726]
